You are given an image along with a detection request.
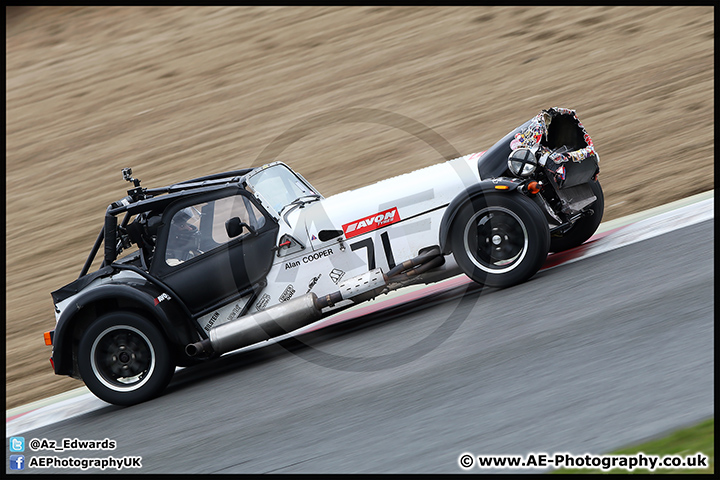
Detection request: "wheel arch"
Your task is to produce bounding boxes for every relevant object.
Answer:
[52,284,196,377]
[438,179,523,255]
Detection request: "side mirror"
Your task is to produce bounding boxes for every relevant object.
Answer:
[225,217,256,238]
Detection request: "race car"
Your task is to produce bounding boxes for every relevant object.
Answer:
[44,107,603,406]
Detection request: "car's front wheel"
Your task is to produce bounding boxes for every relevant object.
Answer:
[78,312,174,406]
[450,193,550,288]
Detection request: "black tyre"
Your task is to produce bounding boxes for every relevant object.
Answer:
[549,179,604,253]
[78,312,174,406]
[450,193,550,288]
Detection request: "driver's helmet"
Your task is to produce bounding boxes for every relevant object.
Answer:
[168,207,199,260]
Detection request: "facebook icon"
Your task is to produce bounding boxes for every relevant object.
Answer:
[10,454,25,470]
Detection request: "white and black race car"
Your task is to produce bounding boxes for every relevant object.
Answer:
[45,107,603,406]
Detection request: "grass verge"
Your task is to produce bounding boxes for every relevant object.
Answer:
[552,418,713,474]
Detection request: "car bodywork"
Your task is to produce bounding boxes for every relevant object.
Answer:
[45,107,602,405]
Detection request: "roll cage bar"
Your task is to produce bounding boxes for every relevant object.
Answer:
[79,167,257,279]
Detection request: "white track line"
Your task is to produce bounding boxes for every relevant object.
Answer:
[546,195,713,270]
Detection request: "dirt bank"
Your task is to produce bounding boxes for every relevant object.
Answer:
[6,6,713,409]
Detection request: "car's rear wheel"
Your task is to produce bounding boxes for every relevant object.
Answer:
[450,193,550,288]
[78,312,174,406]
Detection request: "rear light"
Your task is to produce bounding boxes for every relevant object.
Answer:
[43,330,54,346]
[49,357,55,371]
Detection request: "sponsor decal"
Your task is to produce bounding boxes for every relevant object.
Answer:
[550,151,568,164]
[204,311,221,332]
[510,115,545,151]
[279,284,296,302]
[342,207,400,239]
[154,293,171,306]
[255,293,271,311]
[311,234,318,241]
[284,248,334,269]
[567,145,595,163]
[329,268,345,284]
[306,274,321,294]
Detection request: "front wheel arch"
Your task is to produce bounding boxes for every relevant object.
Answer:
[438,179,524,255]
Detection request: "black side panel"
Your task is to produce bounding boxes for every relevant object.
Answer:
[148,188,279,314]
[157,227,277,313]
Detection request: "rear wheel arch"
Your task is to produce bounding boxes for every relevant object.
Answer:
[53,287,194,376]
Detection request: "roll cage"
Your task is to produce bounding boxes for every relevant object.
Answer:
[76,165,285,280]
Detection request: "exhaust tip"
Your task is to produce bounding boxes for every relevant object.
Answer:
[185,339,212,357]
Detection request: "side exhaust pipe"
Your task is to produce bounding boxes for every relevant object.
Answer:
[186,293,323,357]
[185,248,445,358]
[186,269,387,357]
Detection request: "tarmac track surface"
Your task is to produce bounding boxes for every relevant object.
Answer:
[6,219,714,474]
